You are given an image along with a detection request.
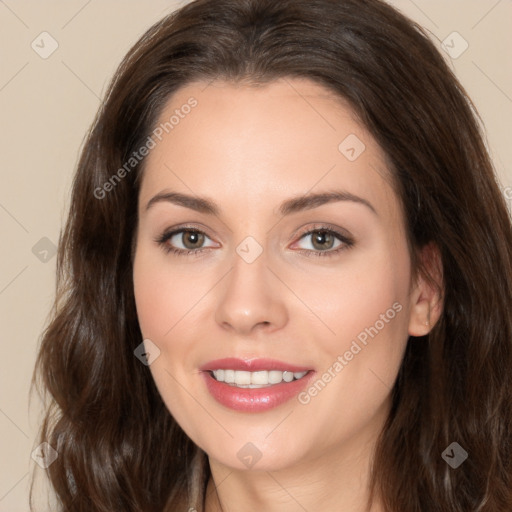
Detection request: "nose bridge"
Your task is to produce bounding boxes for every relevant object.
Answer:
[214,238,288,334]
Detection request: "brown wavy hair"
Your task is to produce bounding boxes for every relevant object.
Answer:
[31,0,512,510]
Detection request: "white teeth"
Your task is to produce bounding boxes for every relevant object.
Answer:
[211,369,308,387]
[235,371,251,385]
[251,371,269,385]
[268,370,283,384]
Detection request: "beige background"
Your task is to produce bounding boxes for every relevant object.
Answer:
[0,1,511,510]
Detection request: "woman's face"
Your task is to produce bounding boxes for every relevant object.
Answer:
[133,78,432,472]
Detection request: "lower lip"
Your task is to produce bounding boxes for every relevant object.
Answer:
[201,371,315,412]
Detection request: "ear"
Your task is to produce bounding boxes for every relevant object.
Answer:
[408,241,444,337]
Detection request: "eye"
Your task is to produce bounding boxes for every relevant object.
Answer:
[292,225,354,257]
[155,224,354,258]
[155,227,217,256]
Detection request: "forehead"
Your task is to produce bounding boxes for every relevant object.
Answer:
[138,78,399,223]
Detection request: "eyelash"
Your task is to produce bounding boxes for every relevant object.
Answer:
[154,224,355,258]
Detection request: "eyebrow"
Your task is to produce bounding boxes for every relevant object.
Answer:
[145,190,377,216]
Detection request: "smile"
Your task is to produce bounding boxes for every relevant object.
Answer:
[210,369,309,388]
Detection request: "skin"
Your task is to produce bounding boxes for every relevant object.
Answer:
[132,78,443,512]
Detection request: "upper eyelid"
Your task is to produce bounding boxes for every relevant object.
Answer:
[291,223,351,239]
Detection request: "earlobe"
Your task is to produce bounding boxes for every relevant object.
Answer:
[408,296,434,336]
[407,242,444,337]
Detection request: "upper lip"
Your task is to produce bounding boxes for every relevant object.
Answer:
[200,358,313,373]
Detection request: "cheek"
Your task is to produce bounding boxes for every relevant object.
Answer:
[133,242,206,340]
[332,248,411,398]
[133,256,164,338]
[292,249,411,441]
[292,242,411,356]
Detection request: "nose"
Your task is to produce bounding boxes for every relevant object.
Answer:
[214,250,288,336]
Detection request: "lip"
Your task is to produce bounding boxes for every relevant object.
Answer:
[199,357,312,373]
[200,358,316,413]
